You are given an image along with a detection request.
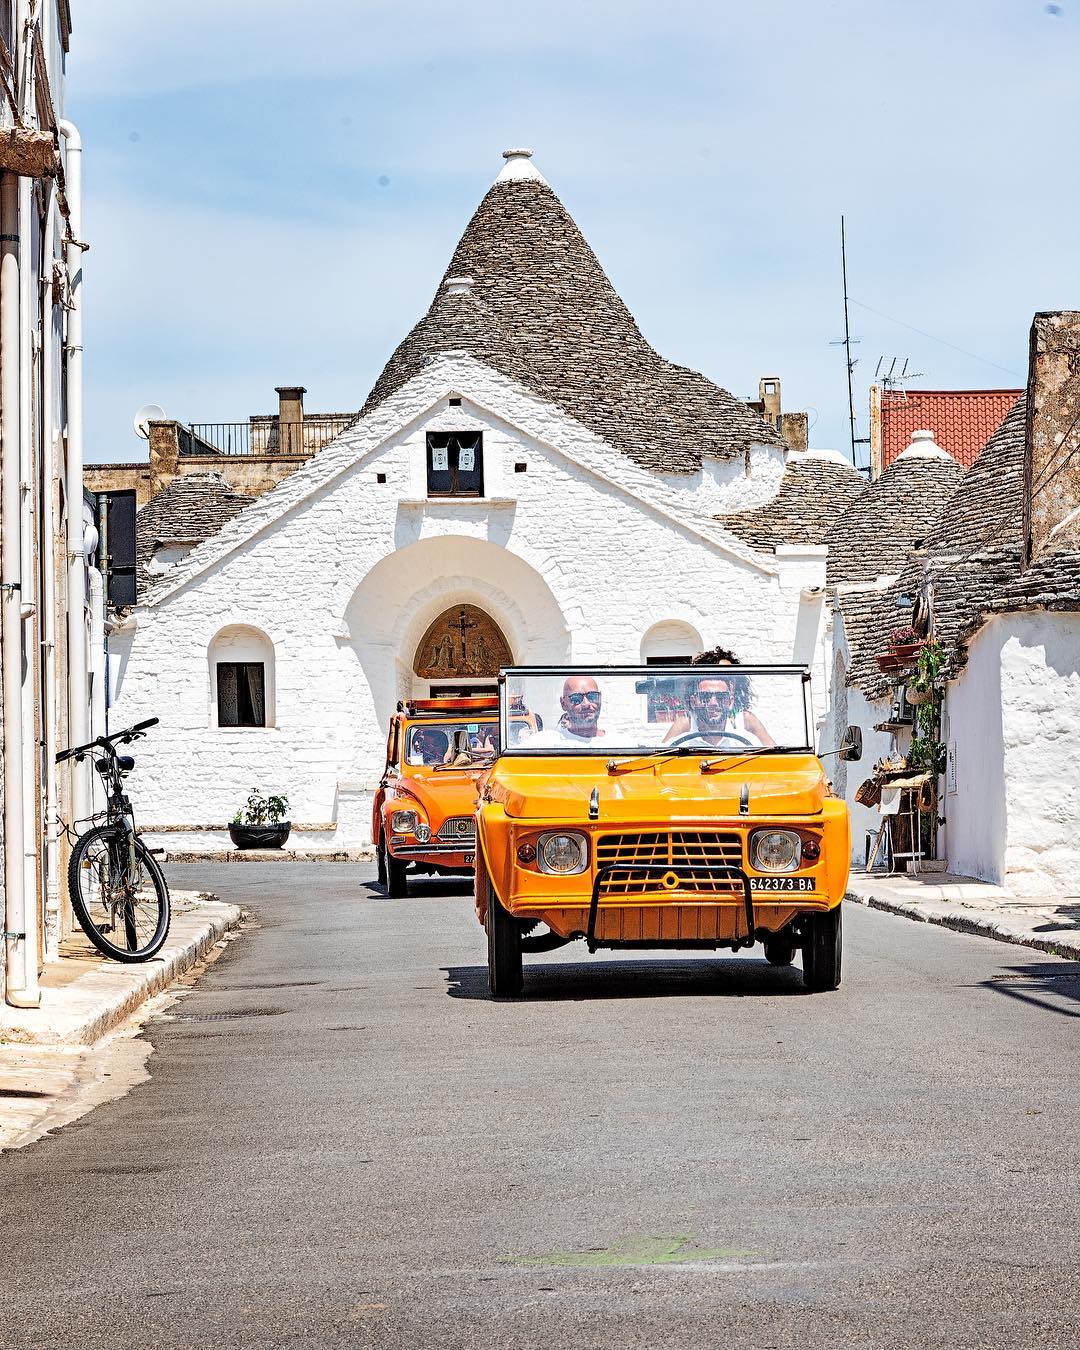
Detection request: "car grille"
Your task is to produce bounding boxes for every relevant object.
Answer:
[595,831,744,896]
[437,816,476,843]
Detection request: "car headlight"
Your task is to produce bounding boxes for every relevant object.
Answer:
[414,822,431,843]
[536,831,589,875]
[750,829,801,873]
[391,809,419,834]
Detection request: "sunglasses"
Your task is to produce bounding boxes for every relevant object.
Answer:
[566,690,602,705]
[695,690,735,704]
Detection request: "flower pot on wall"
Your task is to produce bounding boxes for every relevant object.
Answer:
[905,686,936,706]
[229,821,291,850]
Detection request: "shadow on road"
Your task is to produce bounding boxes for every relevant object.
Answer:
[362,876,473,899]
[443,956,806,1001]
[977,960,1080,1019]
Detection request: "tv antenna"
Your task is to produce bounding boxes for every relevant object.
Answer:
[829,216,870,467]
[133,403,167,439]
[873,356,925,398]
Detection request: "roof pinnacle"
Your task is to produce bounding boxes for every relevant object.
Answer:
[495,147,547,185]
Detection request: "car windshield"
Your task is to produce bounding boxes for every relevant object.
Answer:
[500,666,813,755]
[405,721,500,766]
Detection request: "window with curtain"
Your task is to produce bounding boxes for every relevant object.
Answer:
[217,662,266,728]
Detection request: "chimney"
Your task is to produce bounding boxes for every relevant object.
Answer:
[758,376,782,430]
[444,276,474,297]
[275,385,306,455]
[1024,312,1080,565]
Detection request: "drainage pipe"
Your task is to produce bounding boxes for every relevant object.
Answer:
[39,179,60,944]
[57,119,88,828]
[1,169,36,1005]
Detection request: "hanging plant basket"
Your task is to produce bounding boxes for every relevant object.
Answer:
[905,686,936,706]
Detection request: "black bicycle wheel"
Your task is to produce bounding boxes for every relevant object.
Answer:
[67,825,171,963]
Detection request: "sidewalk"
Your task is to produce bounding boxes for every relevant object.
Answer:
[0,893,243,1149]
[1,891,242,1045]
[846,870,1080,961]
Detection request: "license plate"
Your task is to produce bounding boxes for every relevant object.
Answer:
[750,876,814,893]
[463,852,475,865]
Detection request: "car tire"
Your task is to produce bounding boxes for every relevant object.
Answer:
[376,833,387,886]
[480,855,523,999]
[801,906,842,992]
[764,937,796,967]
[382,841,408,898]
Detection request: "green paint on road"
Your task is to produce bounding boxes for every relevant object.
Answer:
[505,1235,753,1268]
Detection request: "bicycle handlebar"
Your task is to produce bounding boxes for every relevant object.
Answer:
[56,717,160,763]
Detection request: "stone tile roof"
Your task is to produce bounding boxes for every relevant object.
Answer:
[825,439,964,585]
[880,388,1022,470]
[136,473,252,596]
[720,452,867,551]
[841,396,1079,700]
[362,171,783,475]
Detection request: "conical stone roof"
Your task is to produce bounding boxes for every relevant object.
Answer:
[363,151,783,474]
[825,432,965,585]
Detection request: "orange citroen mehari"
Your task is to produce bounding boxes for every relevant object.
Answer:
[474,664,862,997]
[373,697,501,897]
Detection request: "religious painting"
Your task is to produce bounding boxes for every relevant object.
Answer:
[413,605,513,680]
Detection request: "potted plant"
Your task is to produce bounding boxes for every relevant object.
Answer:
[229,788,291,850]
[906,639,945,706]
[887,624,926,662]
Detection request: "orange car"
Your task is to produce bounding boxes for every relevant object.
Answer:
[372,697,501,897]
[474,665,861,997]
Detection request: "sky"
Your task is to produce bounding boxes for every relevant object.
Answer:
[69,0,1079,467]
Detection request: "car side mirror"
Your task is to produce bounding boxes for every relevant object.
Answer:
[838,726,862,763]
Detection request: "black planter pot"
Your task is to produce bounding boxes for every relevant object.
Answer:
[229,821,291,850]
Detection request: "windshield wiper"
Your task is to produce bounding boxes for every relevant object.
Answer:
[605,747,701,774]
[699,747,796,773]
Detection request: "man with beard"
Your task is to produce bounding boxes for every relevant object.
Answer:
[664,656,775,748]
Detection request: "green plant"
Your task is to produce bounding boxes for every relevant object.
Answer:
[909,639,946,694]
[232,788,289,826]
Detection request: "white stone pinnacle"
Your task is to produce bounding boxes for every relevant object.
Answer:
[495,147,548,185]
[898,428,952,459]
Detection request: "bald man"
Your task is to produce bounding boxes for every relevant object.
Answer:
[526,676,607,746]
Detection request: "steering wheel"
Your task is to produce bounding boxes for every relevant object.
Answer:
[667,729,754,748]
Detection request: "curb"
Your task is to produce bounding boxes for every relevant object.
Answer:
[0,899,244,1047]
[161,849,376,864]
[846,889,1080,962]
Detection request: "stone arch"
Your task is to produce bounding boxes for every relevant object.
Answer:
[207,623,276,728]
[640,619,704,664]
[344,537,570,728]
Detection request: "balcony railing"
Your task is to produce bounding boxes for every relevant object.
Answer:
[183,416,357,458]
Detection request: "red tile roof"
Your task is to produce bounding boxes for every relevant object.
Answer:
[879,389,1022,471]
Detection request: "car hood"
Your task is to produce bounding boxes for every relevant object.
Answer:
[395,768,485,823]
[485,753,828,820]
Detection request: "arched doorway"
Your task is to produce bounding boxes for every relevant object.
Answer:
[413,604,513,696]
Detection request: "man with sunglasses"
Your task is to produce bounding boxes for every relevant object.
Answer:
[527,676,607,746]
[663,660,775,749]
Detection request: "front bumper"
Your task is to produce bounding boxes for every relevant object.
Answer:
[586,862,755,953]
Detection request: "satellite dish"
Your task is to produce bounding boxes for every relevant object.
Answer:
[133,403,167,439]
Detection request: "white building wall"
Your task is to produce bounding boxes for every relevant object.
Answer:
[946,612,1080,892]
[115,360,825,854]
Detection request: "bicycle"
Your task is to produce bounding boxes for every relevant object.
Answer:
[56,717,171,962]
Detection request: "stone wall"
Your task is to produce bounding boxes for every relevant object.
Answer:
[112,356,826,852]
[1025,311,1080,561]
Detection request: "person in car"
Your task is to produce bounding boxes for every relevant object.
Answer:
[408,728,450,765]
[527,676,607,746]
[663,650,775,748]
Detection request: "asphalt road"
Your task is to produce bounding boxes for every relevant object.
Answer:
[2,863,1079,1349]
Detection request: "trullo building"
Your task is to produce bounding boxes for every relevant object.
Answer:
[111,149,864,854]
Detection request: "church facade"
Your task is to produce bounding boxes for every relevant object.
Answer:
[110,150,860,855]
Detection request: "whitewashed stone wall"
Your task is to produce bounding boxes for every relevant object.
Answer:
[945,612,1080,893]
[117,356,827,854]
[658,441,787,517]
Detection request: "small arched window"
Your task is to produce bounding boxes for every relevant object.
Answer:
[209,625,275,729]
[640,620,704,666]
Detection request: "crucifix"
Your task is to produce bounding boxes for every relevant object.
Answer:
[451,607,477,670]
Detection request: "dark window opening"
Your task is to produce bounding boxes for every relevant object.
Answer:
[376,472,387,484]
[448,396,462,407]
[514,462,527,473]
[217,662,266,727]
[427,432,483,497]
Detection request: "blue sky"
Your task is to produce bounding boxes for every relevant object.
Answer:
[70,1,1079,466]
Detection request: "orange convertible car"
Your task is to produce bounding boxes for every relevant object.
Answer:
[474,665,862,997]
[373,697,505,897]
